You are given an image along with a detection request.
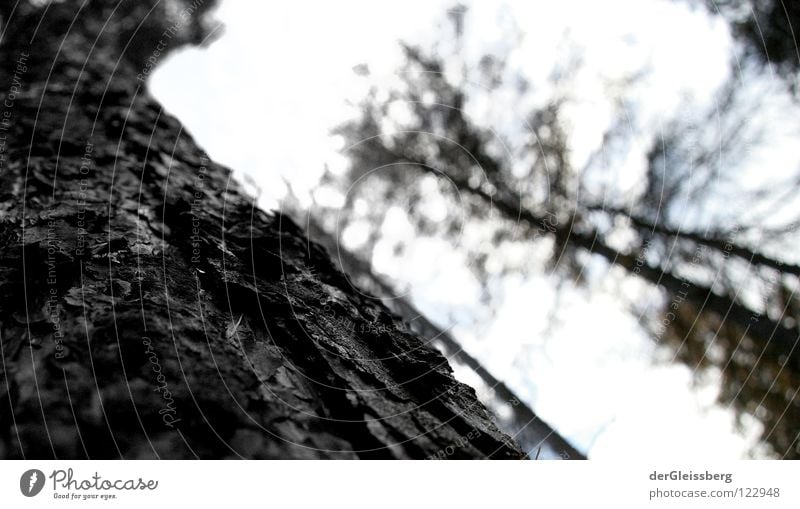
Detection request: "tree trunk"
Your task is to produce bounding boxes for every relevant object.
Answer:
[293,206,585,459]
[0,1,523,459]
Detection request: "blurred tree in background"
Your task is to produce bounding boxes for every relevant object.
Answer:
[306,3,800,458]
[692,0,800,85]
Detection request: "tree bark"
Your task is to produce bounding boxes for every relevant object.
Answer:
[0,2,523,459]
[294,207,585,459]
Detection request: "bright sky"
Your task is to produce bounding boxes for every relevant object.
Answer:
[151,0,769,458]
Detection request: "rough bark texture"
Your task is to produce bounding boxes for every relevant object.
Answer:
[0,1,524,459]
[294,207,586,460]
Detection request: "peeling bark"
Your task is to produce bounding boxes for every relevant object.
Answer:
[0,2,524,459]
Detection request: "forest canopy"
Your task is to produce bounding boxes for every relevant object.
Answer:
[299,1,800,458]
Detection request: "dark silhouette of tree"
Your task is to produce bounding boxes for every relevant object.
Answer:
[691,0,800,85]
[0,0,523,459]
[311,7,800,458]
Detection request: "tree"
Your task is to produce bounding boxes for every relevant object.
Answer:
[287,200,585,459]
[0,0,523,459]
[691,0,800,84]
[312,7,800,458]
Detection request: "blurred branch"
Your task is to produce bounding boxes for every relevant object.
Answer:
[585,204,800,276]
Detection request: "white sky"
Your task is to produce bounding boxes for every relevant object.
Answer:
[151,0,771,458]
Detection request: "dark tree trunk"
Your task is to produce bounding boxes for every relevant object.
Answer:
[0,1,523,459]
[293,207,585,459]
